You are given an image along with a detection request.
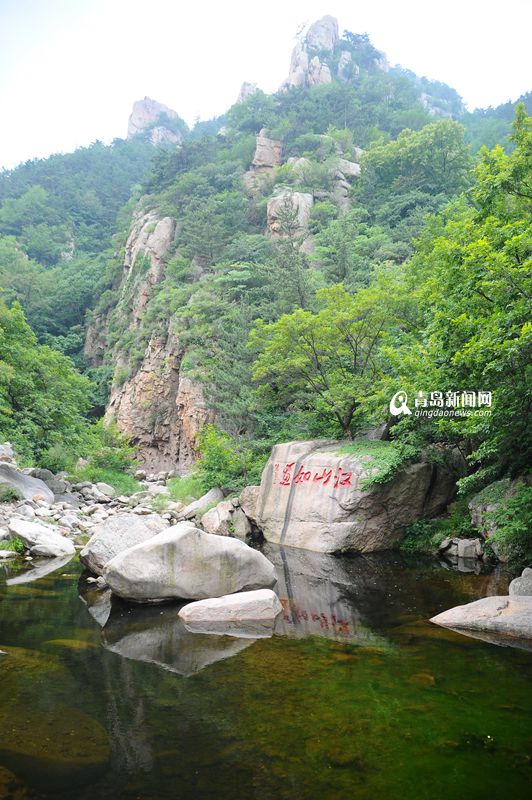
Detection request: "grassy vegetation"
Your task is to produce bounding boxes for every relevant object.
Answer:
[485,485,532,568]
[67,466,140,496]
[0,486,22,503]
[166,474,204,504]
[399,501,477,555]
[0,536,26,553]
[333,440,417,489]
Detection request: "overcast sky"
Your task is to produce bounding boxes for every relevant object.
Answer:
[1,0,531,170]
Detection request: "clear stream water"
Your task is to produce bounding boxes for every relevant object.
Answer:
[0,546,531,800]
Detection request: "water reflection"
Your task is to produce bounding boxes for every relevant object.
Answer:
[5,554,74,585]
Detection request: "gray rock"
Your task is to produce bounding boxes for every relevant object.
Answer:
[79,512,167,576]
[178,589,282,636]
[0,463,54,504]
[239,485,260,525]
[0,443,15,462]
[430,595,532,643]
[200,500,235,536]
[7,519,75,557]
[53,493,81,508]
[181,488,224,519]
[509,567,532,596]
[255,440,460,553]
[457,538,483,558]
[16,505,36,520]
[103,522,277,603]
[94,482,116,498]
[0,550,17,559]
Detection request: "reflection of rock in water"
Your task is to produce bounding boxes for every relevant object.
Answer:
[438,555,483,574]
[265,544,390,647]
[102,604,256,676]
[182,618,275,638]
[78,582,113,627]
[6,554,74,585]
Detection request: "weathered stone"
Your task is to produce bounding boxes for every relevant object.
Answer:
[255,440,460,553]
[79,512,167,576]
[103,522,277,602]
[7,519,75,558]
[178,589,282,634]
[127,96,182,142]
[509,567,532,596]
[0,463,54,503]
[457,538,483,558]
[305,15,339,50]
[430,595,532,643]
[240,485,260,524]
[94,482,116,498]
[267,190,313,238]
[0,443,14,462]
[200,499,234,535]
[337,158,361,178]
[252,129,282,169]
[181,487,224,519]
[232,507,252,539]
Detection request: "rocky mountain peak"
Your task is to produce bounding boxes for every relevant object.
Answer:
[305,15,339,51]
[127,97,182,145]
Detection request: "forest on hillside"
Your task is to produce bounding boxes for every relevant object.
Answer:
[0,29,530,559]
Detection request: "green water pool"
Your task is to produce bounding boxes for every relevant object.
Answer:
[0,547,530,799]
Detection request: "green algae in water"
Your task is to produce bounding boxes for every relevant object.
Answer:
[0,552,530,799]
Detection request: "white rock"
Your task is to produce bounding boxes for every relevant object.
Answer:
[104,522,277,603]
[431,595,532,642]
[179,589,282,631]
[95,482,116,498]
[79,512,167,576]
[7,519,75,558]
[181,488,224,519]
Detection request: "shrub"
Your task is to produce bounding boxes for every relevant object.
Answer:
[167,474,204,504]
[0,536,25,553]
[486,485,532,568]
[69,466,140,496]
[0,486,22,503]
[196,424,264,492]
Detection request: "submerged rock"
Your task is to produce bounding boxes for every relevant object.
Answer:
[79,512,167,575]
[430,595,532,644]
[103,521,277,603]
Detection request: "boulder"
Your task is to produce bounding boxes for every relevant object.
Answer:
[509,567,532,596]
[200,500,251,539]
[7,519,75,558]
[255,440,460,553]
[94,482,116,498]
[178,589,282,635]
[181,487,224,519]
[430,596,532,643]
[0,443,15,462]
[0,463,54,504]
[239,485,260,525]
[103,522,277,603]
[79,512,167,576]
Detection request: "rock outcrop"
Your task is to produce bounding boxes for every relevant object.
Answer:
[282,17,339,89]
[103,522,277,602]
[127,97,182,145]
[243,129,282,193]
[237,82,259,103]
[267,189,314,238]
[254,440,460,553]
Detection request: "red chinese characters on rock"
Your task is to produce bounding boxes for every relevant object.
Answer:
[273,462,352,489]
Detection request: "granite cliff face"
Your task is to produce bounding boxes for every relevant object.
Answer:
[85,205,211,472]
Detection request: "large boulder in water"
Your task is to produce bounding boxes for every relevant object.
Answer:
[178,589,282,635]
[0,463,54,503]
[430,595,532,645]
[254,440,460,553]
[79,512,168,576]
[103,521,277,603]
[509,567,532,596]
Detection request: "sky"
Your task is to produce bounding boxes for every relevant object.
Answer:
[0,0,531,169]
